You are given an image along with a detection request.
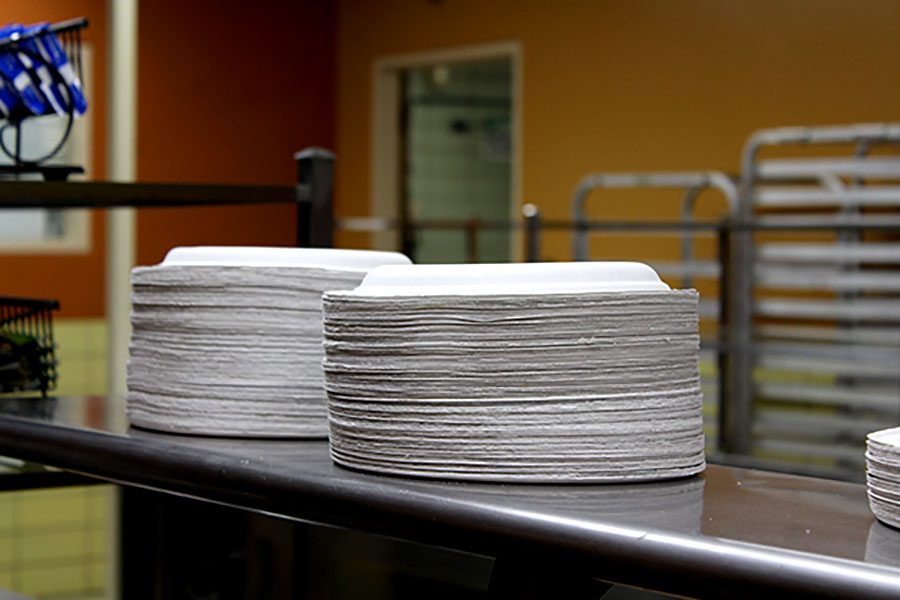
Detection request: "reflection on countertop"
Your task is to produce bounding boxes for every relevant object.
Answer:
[0,395,898,574]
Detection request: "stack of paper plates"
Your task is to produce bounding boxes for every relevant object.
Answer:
[127,246,410,437]
[866,427,900,529]
[323,262,705,482]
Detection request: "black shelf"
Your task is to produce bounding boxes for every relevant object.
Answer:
[0,180,296,209]
[0,147,335,247]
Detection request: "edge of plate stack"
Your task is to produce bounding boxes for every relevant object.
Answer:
[127,246,410,438]
[322,261,706,483]
[866,427,900,529]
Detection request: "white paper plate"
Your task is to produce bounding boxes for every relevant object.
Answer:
[162,246,411,271]
[866,427,900,529]
[868,427,900,452]
[344,261,670,296]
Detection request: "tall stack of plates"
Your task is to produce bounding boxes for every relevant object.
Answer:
[866,427,900,529]
[127,246,410,438]
[323,262,705,482]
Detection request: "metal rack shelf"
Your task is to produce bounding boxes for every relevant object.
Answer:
[727,123,900,467]
[0,147,335,244]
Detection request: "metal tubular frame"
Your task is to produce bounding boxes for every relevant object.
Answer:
[729,123,900,456]
[570,171,738,262]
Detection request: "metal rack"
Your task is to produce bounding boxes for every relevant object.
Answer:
[726,124,900,475]
[569,171,739,321]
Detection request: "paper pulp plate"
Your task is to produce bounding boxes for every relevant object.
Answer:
[868,427,900,453]
[344,261,671,296]
[162,246,411,271]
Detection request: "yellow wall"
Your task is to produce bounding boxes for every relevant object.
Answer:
[336,0,900,261]
[0,486,110,598]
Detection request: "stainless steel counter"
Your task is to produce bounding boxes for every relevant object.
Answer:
[0,396,897,599]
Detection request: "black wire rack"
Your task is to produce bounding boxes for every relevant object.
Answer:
[0,296,59,396]
[0,17,88,181]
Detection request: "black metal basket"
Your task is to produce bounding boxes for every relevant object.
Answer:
[0,296,59,396]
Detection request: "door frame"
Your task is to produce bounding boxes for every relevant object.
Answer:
[370,41,523,259]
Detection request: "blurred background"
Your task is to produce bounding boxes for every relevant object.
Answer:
[0,0,898,598]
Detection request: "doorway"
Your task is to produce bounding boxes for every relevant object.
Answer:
[370,42,521,262]
[401,60,512,263]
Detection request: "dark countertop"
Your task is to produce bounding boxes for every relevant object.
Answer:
[0,396,898,599]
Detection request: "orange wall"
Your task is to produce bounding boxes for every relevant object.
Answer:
[336,0,900,261]
[136,0,336,266]
[0,1,335,317]
[0,0,108,317]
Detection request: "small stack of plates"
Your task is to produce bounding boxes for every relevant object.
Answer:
[127,246,410,438]
[866,427,900,529]
[322,262,705,483]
